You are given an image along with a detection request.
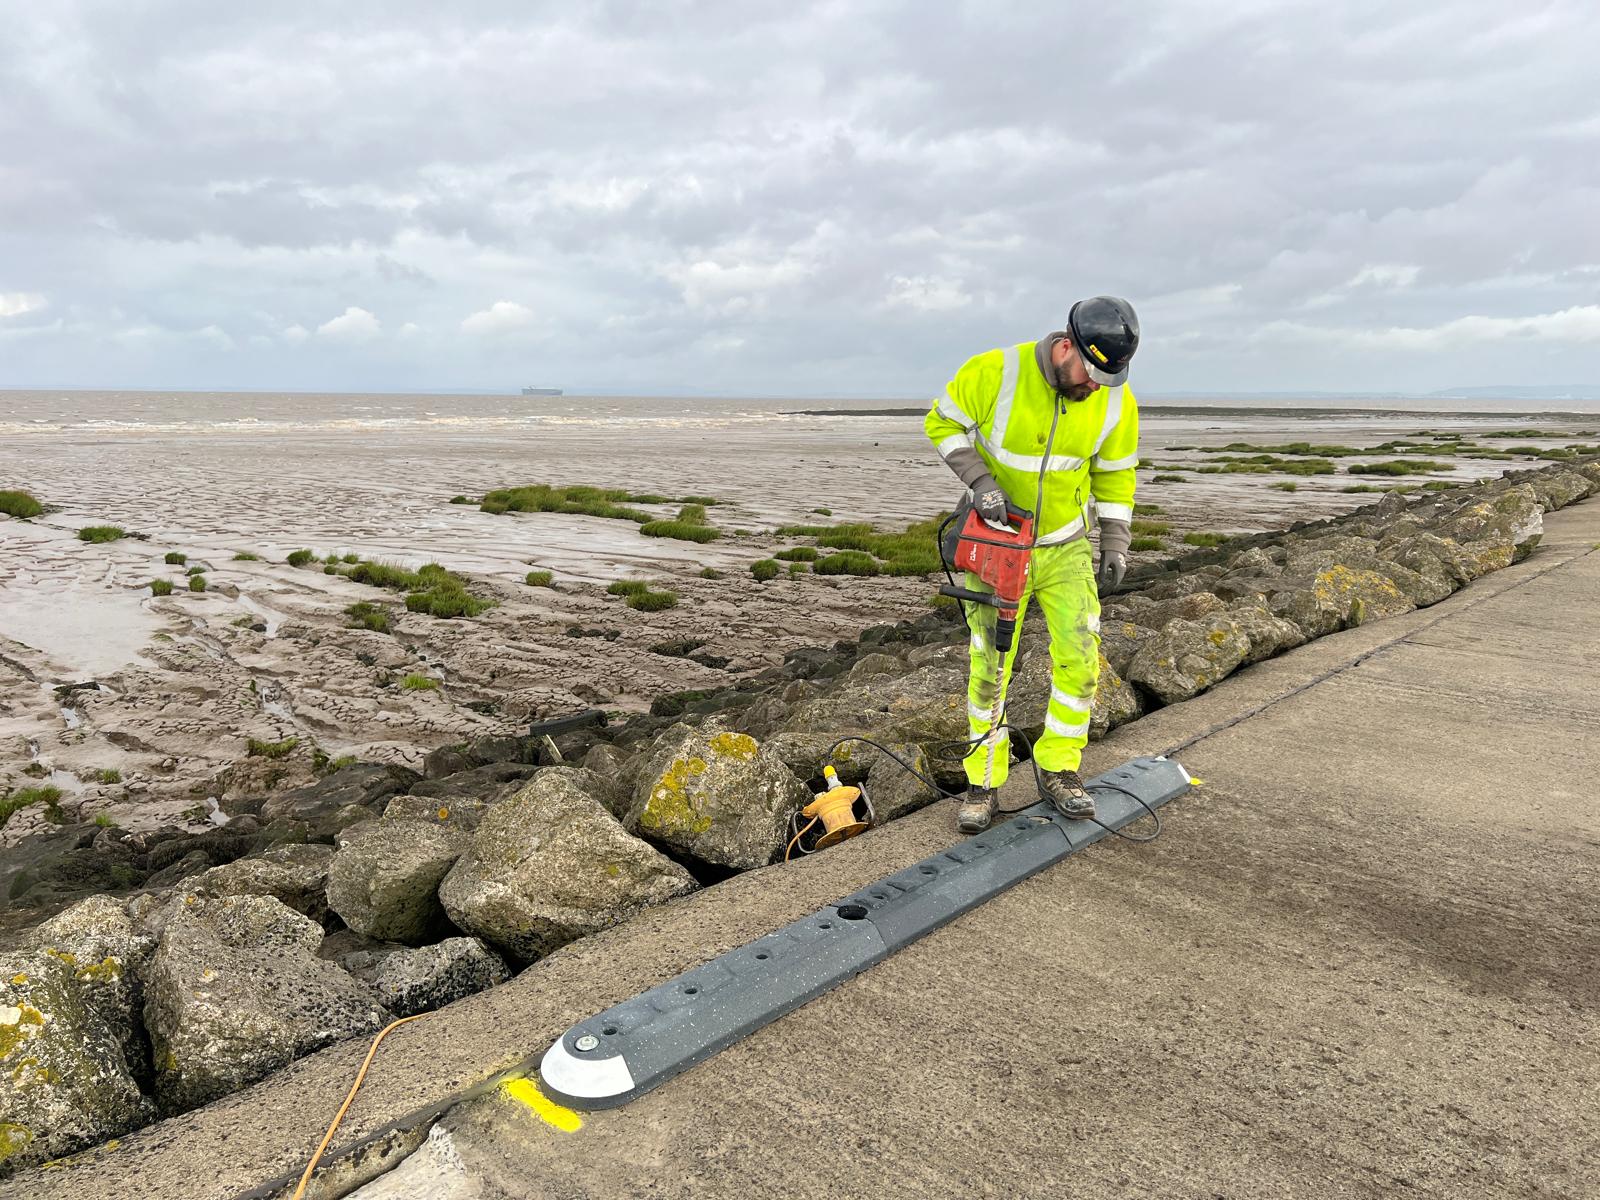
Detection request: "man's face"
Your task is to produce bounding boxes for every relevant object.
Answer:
[1052,339,1100,401]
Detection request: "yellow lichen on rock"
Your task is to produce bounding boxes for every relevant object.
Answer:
[639,757,714,836]
[708,732,758,761]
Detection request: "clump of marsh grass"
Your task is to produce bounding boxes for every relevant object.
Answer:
[1152,474,1187,483]
[813,550,881,577]
[0,490,43,519]
[78,525,127,543]
[345,601,393,633]
[287,549,315,567]
[1130,519,1169,535]
[247,736,299,759]
[1347,460,1454,476]
[1,785,63,829]
[165,551,188,565]
[641,502,722,543]
[232,551,260,561]
[1182,531,1229,547]
[525,570,554,587]
[1269,481,1299,492]
[699,567,723,579]
[775,547,818,562]
[186,565,205,577]
[751,559,780,582]
[607,579,651,597]
[334,557,494,619]
[401,674,439,691]
[626,589,679,611]
[1134,503,1162,515]
[1130,536,1166,551]
[774,515,945,576]
[149,579,174,596]
[188,575,208,592]
[95,768,121,784]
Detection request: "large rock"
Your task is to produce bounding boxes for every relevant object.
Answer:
[442,769,696,962]
[255,763,420,840]
[406,761,540,807]
[1126,614,1251,704]
[1090,654,1144,736]
[862,745,942,823]
[325,820,465,944]
[1434,484,1544,562]
[1267,564,1414,638]
[0,949,154,1177]
[143,894,388,1112]
[0,823,144,916]
[339,937,510,1017]
[1097,618,1160,676]
[194,843,336,923]
[1226,601,1308,665]
[626,727,810,869]
[21,895,156,1081]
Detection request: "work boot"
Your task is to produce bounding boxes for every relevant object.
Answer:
[956,786,999,833]
[1040,769,1095,820]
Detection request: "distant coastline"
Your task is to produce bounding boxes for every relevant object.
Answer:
[785,404,1600,421]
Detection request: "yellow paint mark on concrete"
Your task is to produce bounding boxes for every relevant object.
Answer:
[502,1077,583,1133]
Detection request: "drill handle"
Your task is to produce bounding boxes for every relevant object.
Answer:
[939,584,999,607]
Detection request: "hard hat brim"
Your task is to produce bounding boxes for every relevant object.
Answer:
[1082,357,1128,388]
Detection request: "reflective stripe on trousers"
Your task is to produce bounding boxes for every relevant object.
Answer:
[963,537,1101,787]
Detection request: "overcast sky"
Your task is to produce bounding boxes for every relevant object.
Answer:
[2,1,1598,397]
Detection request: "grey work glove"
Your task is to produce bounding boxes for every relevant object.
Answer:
[1097,518,1131,594]
[970,473,1010,525]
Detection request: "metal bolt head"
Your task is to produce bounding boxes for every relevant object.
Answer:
[574,1033,599,1052]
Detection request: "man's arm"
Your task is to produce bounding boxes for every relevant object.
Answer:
[924,351,1001,491]
[1089,385,1139,586]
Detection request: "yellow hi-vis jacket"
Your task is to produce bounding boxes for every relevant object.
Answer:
[924,341,1139,545]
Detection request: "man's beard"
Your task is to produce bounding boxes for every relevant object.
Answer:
[1061,377,1099,401]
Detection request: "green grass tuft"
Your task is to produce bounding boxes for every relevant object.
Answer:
[1130,519,1169,535]
[775,547,818,561]
[626,589,679,611]
[401,674,440,691]
[188,575,207,592]
[1269,481,1299,491]
[814,550,881,576]
[149,579,174,596]
[247,736,299,759]
[640,519,720,543]
[287,549,315,567]
[607,579,651,596]
[186,565,205,576]
[334,558,493,618]
[811,507,832,516]
[478,483,704,522]
[1152,474,1187,483]
[789,561,807,575]
[0,490,43,519]
[345,601,393,633]
[232,551,260,561]
[164,551,188,565]
[1130,536,1166,551]
[1183,532,1229,547]
[449,495,471,504]
[0,785,63,828]
[95,769,121,784]
[699,567,723,579]
[78,525,127,543]
[751,559,780,582]
[525,570,554,587]
[1133,503,1163,515]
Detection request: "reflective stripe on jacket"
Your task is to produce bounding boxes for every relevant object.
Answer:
[924,341,1139,545]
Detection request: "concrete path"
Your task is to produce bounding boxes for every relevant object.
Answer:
[12,499,1598,1200]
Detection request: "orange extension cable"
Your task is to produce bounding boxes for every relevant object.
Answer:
[290,1013,425,1200]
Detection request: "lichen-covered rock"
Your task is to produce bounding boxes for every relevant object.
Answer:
[143,893,388,1113]
[1090,654,1143,735]
[1268,564,1414,638]
[1126,614,1251,704]
[339,937,511,1017]
[194,843,336,923]
[1097,619,1160,677]
[406,761,541,808]
[626,726,809,869]
[20,895,157,1083]
[442,769,696,962]
[1434,484,1543,562]
[0,949,154,1177]
[326,820,465,944]
[763,732,924,787]
[1226,601,1308,665]
[1518,467,1593,512]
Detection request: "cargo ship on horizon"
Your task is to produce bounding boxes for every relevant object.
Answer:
[521,386,563,396]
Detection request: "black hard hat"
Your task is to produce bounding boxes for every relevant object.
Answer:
[1067,296,1140,387]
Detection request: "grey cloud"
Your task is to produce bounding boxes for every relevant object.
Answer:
[1,0,1597,393]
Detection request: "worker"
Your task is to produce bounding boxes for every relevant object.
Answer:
[925,296,1140,832]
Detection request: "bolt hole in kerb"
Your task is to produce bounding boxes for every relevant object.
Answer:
[919,865,937,875]
[683,986,698,995]
[755,952,769,960]
[603,1026,618,1036]
[835,904,869,921]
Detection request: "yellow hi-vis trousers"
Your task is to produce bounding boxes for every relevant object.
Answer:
[963,537,1101,788]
